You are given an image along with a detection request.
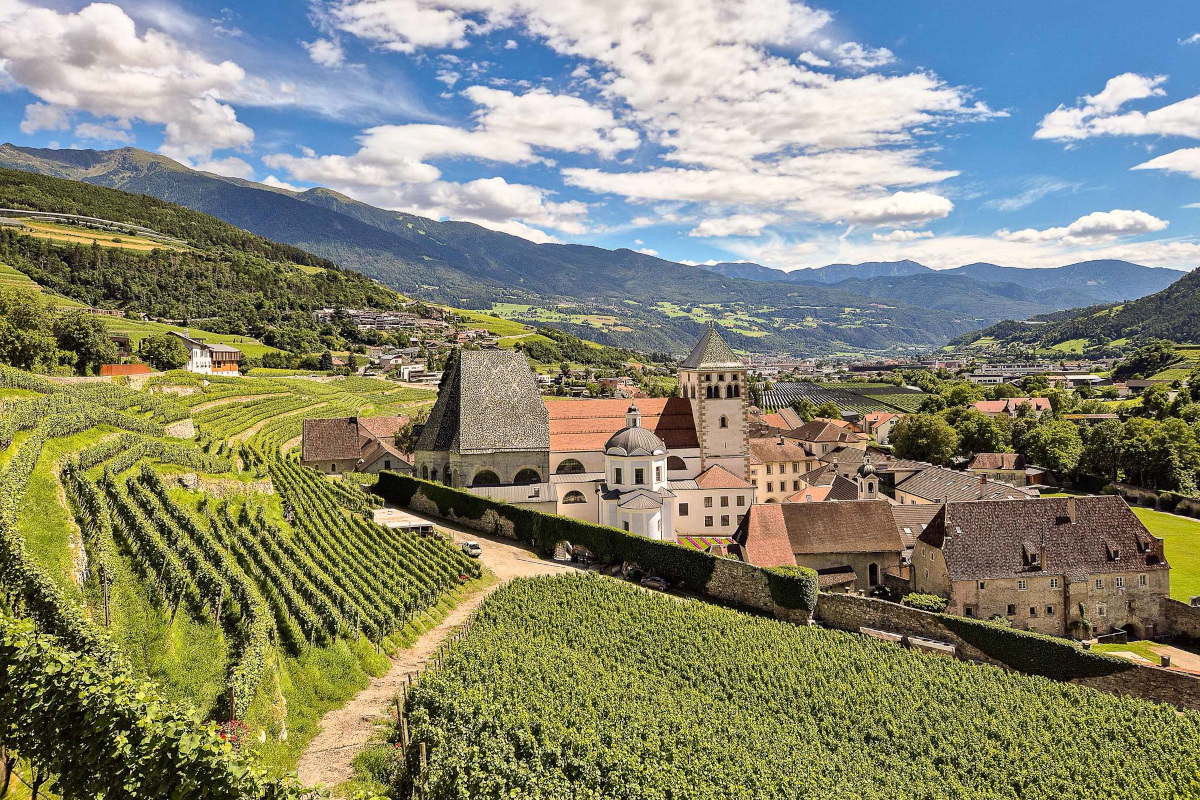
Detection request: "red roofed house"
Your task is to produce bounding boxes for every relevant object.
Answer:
[734,499,904,592]
[862,410,903,445]
[788,419,867,456]
[971,397,1052,418]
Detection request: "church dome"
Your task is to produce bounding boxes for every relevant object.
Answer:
[604,425,668,457]
[858,458,877,478]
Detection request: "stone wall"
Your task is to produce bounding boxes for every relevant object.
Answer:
[816,592,999,665]
[1161,598,1200,640]
[816,592,1200,710]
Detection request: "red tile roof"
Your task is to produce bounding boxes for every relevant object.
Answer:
[971,398,1051,415]
[358,415,409,441]
[545,397,698,452]
[694,463,754,490]
[302,417,364,462]
[748,436,813,465]
[788,420,865,444]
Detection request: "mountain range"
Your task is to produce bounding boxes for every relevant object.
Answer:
[0,143,1187,356]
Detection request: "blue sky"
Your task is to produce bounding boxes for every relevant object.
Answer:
[1,0,1199,271]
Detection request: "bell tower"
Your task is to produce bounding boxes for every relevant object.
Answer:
[679,322,749,478]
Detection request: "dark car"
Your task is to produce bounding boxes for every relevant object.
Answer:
[640,576,668,591]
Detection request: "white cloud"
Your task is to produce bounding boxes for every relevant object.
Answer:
[304,37,345,67]
[324,0,993,234]
[74,120,134,144]
[872,229,933,242]
[0,2,253,159]
[261,174,303,191]
[984,177,1081,212]
[19,102,69,134]
[1035,73,1200,141]
[192,155,256,179]
[995,209,1168,245]
[1180,33,1200,46]
[504,38,517,49]
[635,247,658,256]
[1133,147,1200,180]
[689,214,780,238]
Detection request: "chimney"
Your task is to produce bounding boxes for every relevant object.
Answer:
[1066,496,1077,524]
[979,474,986,500]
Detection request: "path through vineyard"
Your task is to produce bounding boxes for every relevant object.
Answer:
[296,517,577,790]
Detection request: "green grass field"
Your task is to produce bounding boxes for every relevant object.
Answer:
[1050,338,1088,354]
[101,317,280,358]
[1133,507,1200,602]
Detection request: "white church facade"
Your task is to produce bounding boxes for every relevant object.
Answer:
[414,323,756,542]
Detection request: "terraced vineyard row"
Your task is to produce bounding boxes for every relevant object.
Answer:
[401,574,1200,800]
[761,381,925,414]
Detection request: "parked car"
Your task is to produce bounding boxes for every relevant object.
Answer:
[461,541,483,558]
[640,576,668,591]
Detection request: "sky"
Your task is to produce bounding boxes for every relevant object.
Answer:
[1,0,1200,272]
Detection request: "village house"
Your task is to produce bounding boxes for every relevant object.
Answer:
[966,452,1046,487]
[970,397,1052,418]
[168,332,242,375]
[787,419,867,456]
[748,436,819,503]
[861,410,902,445]
[300,415,412,475]
[734,499,905,592]
[911,496,1170,638]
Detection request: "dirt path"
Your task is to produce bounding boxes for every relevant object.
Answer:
[295,515,577,791]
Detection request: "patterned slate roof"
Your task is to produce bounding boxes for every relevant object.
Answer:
[546,397,699,452]
[680,323,742,369]
[919,496,1168,581]
[358,415,409,441]
[736,499,902,567]
[416,349,550,455]
[825,475,862,501]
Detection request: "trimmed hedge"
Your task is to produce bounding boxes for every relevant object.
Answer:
[938,614,1133,681]
[376,472,819,613]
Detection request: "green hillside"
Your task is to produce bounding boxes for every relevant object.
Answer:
[954,267,1200,353]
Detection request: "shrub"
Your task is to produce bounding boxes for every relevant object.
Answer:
[901,593,948,613]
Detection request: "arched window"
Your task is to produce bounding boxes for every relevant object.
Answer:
[473,470,500,486]
[690,385,697,399]
[430,468,439,482]
[666,456,686,471]
[562,491,587,504]
[720,415,728,428]
[421,465,429,480]
[556,458,586,474]
[869,563,880,586]
[513,468,541,484]
[725,385,736,398]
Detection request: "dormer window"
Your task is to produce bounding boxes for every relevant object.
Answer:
[1106,541,1121,561]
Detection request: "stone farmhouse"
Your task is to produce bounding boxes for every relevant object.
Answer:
[912,496,1169,638]
[970,397,1052,418]
[300,415,411,475]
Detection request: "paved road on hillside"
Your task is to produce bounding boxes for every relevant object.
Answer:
[295,513,577,791]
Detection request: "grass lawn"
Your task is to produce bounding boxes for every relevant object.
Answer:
[1132,507,1200,602]
[103,317,280,358]
[0,260,87,307]
[14,218,185,251]
[1093,640,1164,662]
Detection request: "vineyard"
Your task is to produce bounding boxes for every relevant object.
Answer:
[399,574,1200,800]
[0,364,478,796]
[761,381,926,414]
